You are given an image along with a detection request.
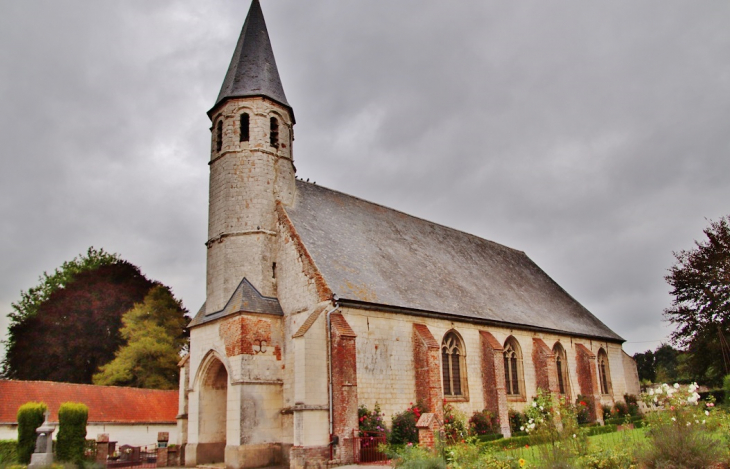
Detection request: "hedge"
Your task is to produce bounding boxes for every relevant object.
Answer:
[484,435,531,450]
[475,433,504,443]
[17,401,47,464]
[56,402,88,464]
[0,439,18,464]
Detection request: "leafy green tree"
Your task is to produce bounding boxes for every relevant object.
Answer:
[93,285,188,389]
[2,249,157,383]
[633,349,656,383]
[665,215,730,385]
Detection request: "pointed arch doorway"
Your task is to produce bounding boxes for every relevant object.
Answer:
[198,357,228,464]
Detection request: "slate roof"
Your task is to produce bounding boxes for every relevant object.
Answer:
[212,0,292,120]
[285,180,623,342]
[0,380,178,424]
[189,278,283,328]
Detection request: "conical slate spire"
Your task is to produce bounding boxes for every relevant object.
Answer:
[213,0,291,114]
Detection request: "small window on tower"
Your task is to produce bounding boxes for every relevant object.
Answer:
[216,120,223,152]
[270,117,279,148]
[240,113,249,142]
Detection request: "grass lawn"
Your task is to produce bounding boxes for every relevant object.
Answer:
[497,427,648,464]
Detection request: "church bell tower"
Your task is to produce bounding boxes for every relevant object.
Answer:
[205,0,295,313]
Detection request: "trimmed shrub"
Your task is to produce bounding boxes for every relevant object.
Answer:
[56,402,88,464]
[17,402,47,464]
[0,439,19,464]
[585,424,617,436]
[475,433,503,443]
[484,434,531,451]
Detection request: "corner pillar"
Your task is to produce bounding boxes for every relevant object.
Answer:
[413,324,444,421]
[575,344,603,424]
[330,313,358,464]
[532,338,560,394]
[479,331,511,437]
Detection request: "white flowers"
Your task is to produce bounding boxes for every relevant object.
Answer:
[705,410,710,416]
[520,426,525,431]
[671,417,676,422]
[572,434,576,438]
[532,401,537,407]
[674,383,680,389]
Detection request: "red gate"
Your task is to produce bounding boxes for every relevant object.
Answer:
[352,430,388,463]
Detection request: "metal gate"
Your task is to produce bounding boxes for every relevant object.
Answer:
[352,431,388,464]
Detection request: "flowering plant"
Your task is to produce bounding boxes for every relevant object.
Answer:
[442,402,467,443]
[358,403,387,435]
[389,400,428,445]
[638,382,725,467]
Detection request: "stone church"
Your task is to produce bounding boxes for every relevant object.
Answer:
[177,1,640,468]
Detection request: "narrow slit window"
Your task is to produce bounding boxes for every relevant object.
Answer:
[240,113,249,142]
[270,117,279,148]
[553,342,570,398]
[598,349,611,395]
[216,120,223,152]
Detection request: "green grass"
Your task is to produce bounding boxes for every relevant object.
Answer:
[494,426,648,465]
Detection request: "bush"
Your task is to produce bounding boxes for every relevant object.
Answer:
[442,402,467,443]
[611,400,629,417]
[507,409,526,434]
[602,404,612,420]
[624,394,641,416]
[639,382,725,468]
[56,402,88,464]
[0,440,19,464]
[389,401,427,446]
[468,409,499,436]
[575,395,593,424]
[387,443,446,469]
[17,402,47,464]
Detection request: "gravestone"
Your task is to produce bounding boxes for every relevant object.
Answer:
[28,411,55,468]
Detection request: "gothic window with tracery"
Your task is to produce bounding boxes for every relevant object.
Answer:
[240,113,250,142]
[216,120,223,152]
[442,331,466,397]
[553,342,571,397]
[503,337,524,397]
[598,348,611,395]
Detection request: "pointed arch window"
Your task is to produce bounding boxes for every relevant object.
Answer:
[442,331,467,398]
[597,348,612,395]
[240,113,249,142]
[503,337,524,397]
[216,120,223,152]
[553,342,571,398]
[269,117,279,148]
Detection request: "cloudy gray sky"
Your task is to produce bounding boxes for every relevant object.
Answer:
[1,1,728,360]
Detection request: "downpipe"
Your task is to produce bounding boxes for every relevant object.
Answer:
[326,297,341,460]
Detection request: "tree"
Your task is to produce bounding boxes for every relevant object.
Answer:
[633,349,656,383]
[93,285,188,389]
[665,215,730,385]
[2,251,157,383]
